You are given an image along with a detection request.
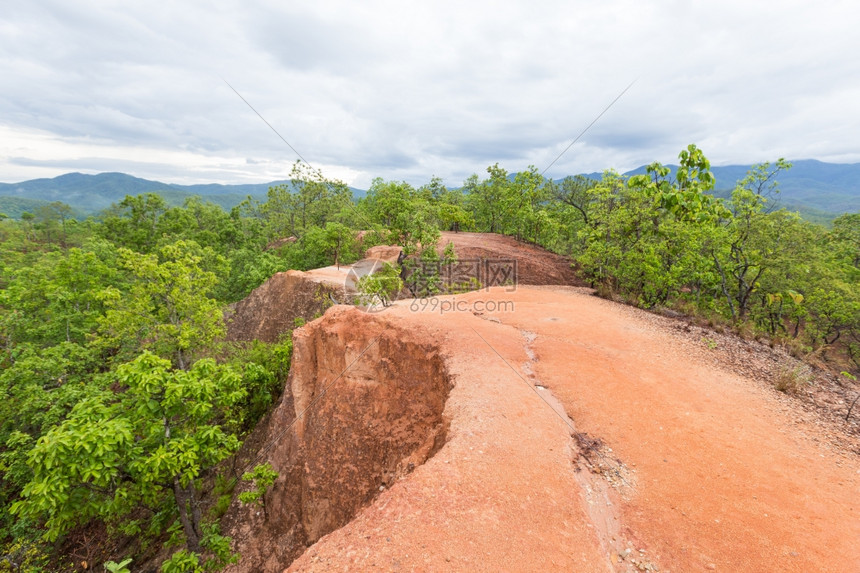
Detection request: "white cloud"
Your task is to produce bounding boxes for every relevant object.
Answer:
[1,0,858,187]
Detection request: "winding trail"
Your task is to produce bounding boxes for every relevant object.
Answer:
[286,286,860,572]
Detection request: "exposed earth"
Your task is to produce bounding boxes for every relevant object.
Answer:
[224,234,860,573]
[225,232,579,342]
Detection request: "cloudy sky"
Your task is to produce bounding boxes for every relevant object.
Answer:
[2,0,858,188]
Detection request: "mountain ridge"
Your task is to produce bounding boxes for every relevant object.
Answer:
[2,159,858,218]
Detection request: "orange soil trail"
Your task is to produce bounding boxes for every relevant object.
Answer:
[286,286,860,572]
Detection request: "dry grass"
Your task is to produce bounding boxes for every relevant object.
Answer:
[773,363,815,394]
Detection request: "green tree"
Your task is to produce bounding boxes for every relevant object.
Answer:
[99,194,169,253]
[99,240,226,369]
[238,463,278,520]
[19,212,35,242]
[261,161,353,242]
[465,164,509,234]
[360,178,440,256]
[0,243,117,347]
[11,352,246,553]
[575,145,728,307]
[314,222,358,268]
[830,213,860,271]
[553,174,598,227]
[156,197,236,254]
[360,178,412,229]
[357,263,403,307]
[502,166,550,242]
[711,159,793,320]
[33,202,74,246]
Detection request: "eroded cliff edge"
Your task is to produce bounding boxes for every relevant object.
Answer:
[224,306,451,572]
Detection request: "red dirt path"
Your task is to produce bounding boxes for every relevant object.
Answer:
[285,286,860,572]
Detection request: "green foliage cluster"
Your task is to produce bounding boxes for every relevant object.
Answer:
[0,197,53,220]
[569,148,859,368]
[356,263,404,308]
[0,165,318,571]
[238,463,278,520]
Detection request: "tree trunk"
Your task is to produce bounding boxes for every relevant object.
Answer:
[712,254,736,321]
[173,477,202,553]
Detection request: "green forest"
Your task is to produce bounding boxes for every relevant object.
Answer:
[1,146,858,571]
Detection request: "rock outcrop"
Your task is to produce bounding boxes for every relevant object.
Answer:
[225,270,346,343]
[226,246,407,343]
[224,306,452,572]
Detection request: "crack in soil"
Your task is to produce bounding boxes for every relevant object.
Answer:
[520,330,659,573]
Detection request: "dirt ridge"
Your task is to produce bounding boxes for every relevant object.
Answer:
[224,307,452,572]
[282,287,860,572]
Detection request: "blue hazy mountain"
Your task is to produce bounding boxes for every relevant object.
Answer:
[0,172,365,217]
[1,160,858,219]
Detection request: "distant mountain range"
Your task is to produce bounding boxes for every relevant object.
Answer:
[1,159,858,221]
[0,172,296,218]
